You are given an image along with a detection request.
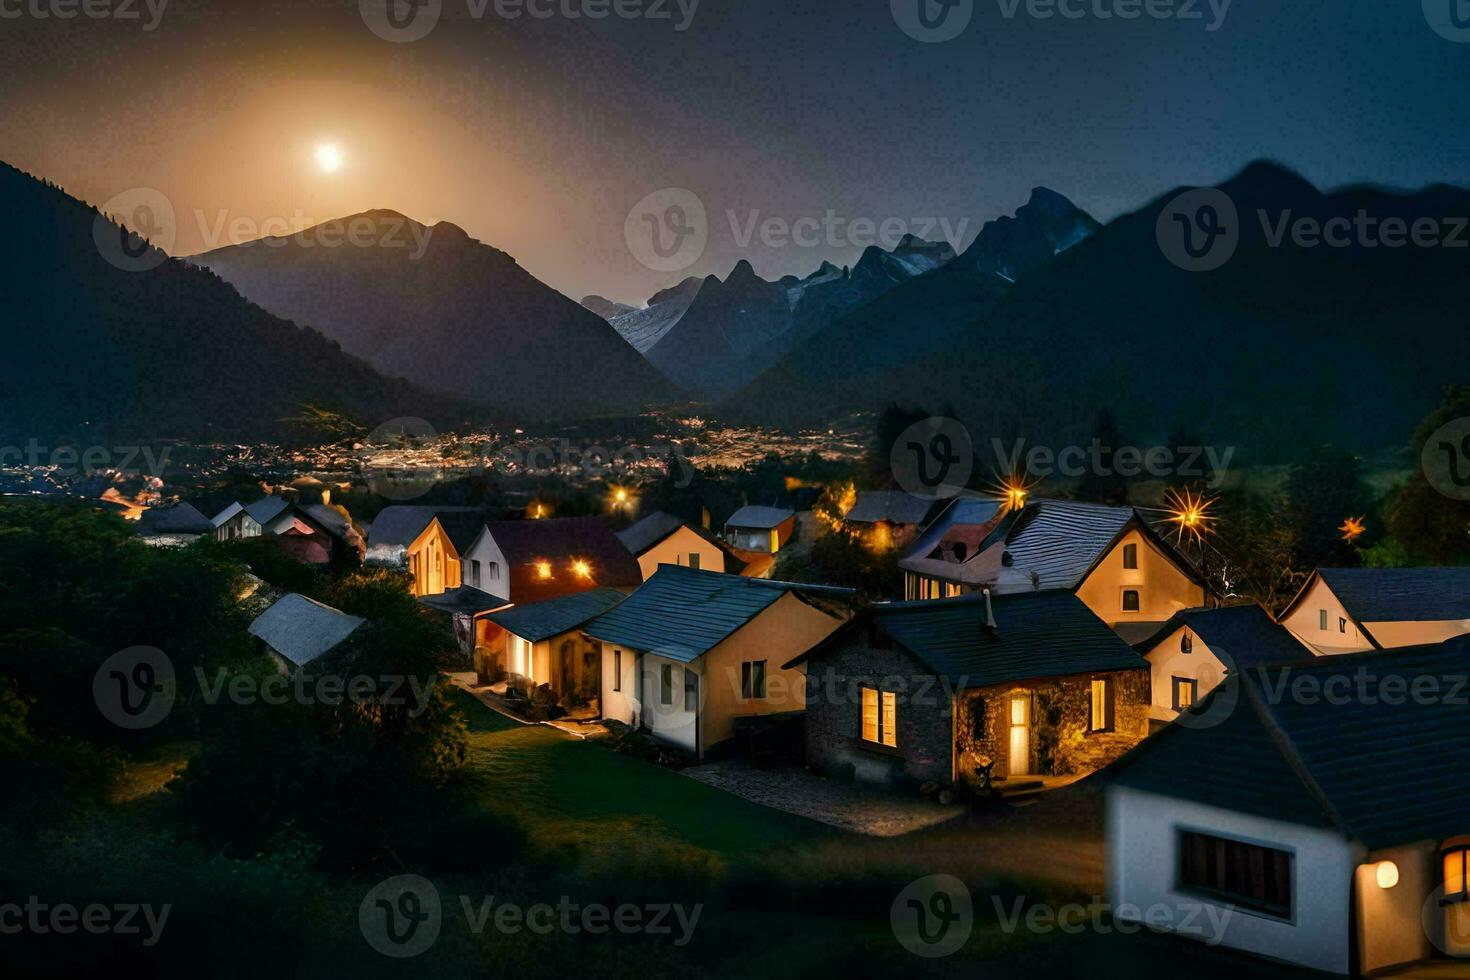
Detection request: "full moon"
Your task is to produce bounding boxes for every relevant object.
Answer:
[315,144,343,174]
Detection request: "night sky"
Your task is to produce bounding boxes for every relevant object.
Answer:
[2,0,1466,303]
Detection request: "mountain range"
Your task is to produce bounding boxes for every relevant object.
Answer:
[195,213,678,420]
[0,162,465,446]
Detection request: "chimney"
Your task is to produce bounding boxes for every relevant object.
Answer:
[982,588,998,637]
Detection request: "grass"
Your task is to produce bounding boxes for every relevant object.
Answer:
[110,739,200,804]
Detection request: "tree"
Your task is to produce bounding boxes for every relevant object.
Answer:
[1283,445,1375,569]
[1075,408,1131,505]
[1382,385,1470,564]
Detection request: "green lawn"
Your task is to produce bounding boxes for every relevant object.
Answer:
[450,688,839,872]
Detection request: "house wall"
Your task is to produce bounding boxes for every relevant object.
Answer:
[599,640,641,730]
[460,532,510,598]
[1143,625,1231,723]
[724,517,795,554]
[956,669,1149,780]
[1074,529,1206,627]
[406,521,462,597]
[1280,578,1371,655]
[1362,619,1470,649]
[634,526,726,580]
[1107,785,1359,975]
[902,572,970,601]
[215,513,263,541]
[801,636,954,787]
[1354,840,1435,974]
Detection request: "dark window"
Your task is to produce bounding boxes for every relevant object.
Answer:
[1179,831,1293,919]
[1339,617,1347,634]
[660,664,674,706]
[684,669,699,712]
[969,697,987,740]
[1181,631,1193,653]
[1172,677,1198,711]
[1122,543,1138,569]
[613,650,622,692]
[1319,609,1328,630]
[741,660,767,699]
[1122,590,1141,612]
[470,559,481,585]
[688,553,701,570]
[1088,677,1114,733]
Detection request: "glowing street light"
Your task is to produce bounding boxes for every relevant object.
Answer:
[1339,515,1366,543]
[1166,487,1217,544]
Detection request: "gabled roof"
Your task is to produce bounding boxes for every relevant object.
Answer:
[791,590,1146,688]
[366,505,477,550]
[584,565,852,663]
[1134,604,1313,670]
[476,517,644,603]
[1285,567,1470,624]
[843,491,937,526]
[137,502,213,536]
[1114,638,1470,848]
[486,588,627,643]
[244,496,290,526]
[995,499,1137,591]
[417,585,508,617]
[211,501,244,528]
[432,511,490,555]
[247,593,365,668]
[724,505,794,530]
[617,511,718,555]
[298,503,355,543]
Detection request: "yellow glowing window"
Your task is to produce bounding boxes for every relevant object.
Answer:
[1447,848,1469,903]
[860,687,897,747]
[1089,678,1114,733]
[1172,677,1198,712]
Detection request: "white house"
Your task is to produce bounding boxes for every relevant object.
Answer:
[1107,638,1470,975]
[582,565,853,757]
[457,516,643,606]
[1132,603,1312,725]
[1278,567,1470,655]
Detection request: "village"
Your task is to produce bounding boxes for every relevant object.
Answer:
[91,420,1470,978]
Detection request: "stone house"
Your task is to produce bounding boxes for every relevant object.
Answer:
[787,589,1150,790]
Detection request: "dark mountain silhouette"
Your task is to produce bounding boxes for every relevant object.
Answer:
[620,235,958,401]
[0,162,468,446]
[195,212,679,419]
[581,294,636,320]
[723,166,1470,459]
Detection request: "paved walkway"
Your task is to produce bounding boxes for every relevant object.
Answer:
[682,759,964,836]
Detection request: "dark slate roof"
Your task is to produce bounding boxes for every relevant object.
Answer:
[486,589,627,643]
[244,496,290,526]
[299,503,355,542]
[903,496,1005,562]
[1316,567,1470,622]
[616,511,722,556]
[417,585,508,616]
[996,499,1136,590]
[844,491,936,526]
[584,565,851,663]
[367,506,477,550]
[137,502,213,536]
[1135,604,1314,670]
[1113,637,1470,849]
[434,511,490,554]
[724,505,794,530]
[851,590,1147,689]
[247,593,365,668]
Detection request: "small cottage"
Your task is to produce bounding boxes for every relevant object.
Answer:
[477,588,627,704]
[364,505,478,567]
[1278,566,1470,655]
[616,511,737,580]
[247,593,365,672]
[723,505,796,555]
[458,516,643,606]
[841,490,941,551]
[136,502,214,547]
[406,512,487,597]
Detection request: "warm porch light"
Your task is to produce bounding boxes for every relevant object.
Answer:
[1374,860,1399,889]
[1165,487,1217,544]
[572,560,592,578]
[1339,515,1366,543]
[536,561,553,579]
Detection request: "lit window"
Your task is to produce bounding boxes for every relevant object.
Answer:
[1445,847,1469,904]
[741,660,767,699]
[660,664,674,706]
[536,561,552,580]
[1089,678,1114,733]
[1172,677,1198,711]
[1181,631,1193,654]
[1122,589,1141,613]
[1122,543,1138,569]
[572,560,592,579]
[860,686,897,747]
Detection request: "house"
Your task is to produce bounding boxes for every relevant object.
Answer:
[476,588,627,702]
[418,584,509,661]
[583,565,854,757]
[788,590,1150,790]
[406,512,487,597]
[897,495,1006,598]
[457,516,643,606]
[723,506,796,554]
[247,593,365,672]
[1133,603,1313,725]
[136,502,214,547]
[363,505,478,567]
[1106,639,1470,975]
[841,490,941,551]
[899,499,1212,640]
[213,496,363,565]
[1278,567,1470,655]
[615,511,739,580]
[212,496,289,541]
